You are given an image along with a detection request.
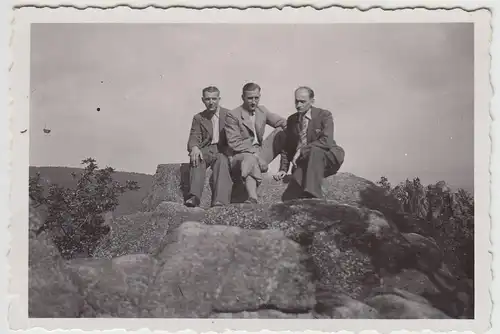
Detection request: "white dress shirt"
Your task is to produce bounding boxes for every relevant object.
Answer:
[211,108,220,144]
[249,112,259,145]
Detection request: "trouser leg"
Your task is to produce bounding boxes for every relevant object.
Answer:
[257,127,287,165]
[188,160,207,200]
[240,153,260,201]
[211,152,233,205]
[293,146,330,198]
[231,153,261,202]
[187,145,216,201]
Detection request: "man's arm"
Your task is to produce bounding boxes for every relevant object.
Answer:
[187,115,202,152]
[278,119,293,173]
[225,112,258,154]
[260,105,286,129]
[278,150,291,173]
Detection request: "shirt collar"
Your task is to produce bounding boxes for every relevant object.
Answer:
[209,106,220,118]
[299,108,312,120]
[243,104,258,116]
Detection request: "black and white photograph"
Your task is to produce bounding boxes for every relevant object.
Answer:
[7,4,492,333]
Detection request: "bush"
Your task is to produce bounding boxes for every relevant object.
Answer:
[377,176,474,279]
[29,158,140,258]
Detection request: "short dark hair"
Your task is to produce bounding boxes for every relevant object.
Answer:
[296,86,315,99]
[202,86,220,96]
[242,82,261,94]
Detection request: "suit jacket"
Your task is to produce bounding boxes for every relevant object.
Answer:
[187,107,230,154]
[225,104,286,155]
[279,106,345,173]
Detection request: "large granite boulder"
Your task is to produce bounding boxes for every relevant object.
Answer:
[66,254,158,317]
[65,222,316,318]
[96,198,456,312]
[142,221,316,317]
[202,199,423,302]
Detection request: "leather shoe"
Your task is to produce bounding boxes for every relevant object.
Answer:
[244,198,258,204]
[184,196,200,207]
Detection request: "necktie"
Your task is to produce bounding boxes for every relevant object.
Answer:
[298,112,308,148]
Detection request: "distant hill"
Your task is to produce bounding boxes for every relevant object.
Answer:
[29,166,153,217]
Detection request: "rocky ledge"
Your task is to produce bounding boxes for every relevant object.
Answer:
[29,164,474,319]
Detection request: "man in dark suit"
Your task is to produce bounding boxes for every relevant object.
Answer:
[225,82,287,203]
[185,86,233,207]
[274,86,345,199]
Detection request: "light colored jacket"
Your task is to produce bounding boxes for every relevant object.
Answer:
[225,104,286,155]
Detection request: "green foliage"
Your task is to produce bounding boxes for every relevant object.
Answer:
[29,158,140,258]
[377,176,474,278]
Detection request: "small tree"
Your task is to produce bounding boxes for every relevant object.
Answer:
[29,158,140,258]
[377,176,392,192]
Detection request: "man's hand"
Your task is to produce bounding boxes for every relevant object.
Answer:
[277,120,287,130]
[189,146,203,167]
[292,149,301,168]
[273,171,287,181]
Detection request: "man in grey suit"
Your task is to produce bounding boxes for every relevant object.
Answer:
[185,86,233,207]
[225,83,287,203]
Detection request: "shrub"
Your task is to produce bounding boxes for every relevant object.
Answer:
[29,158,140,258]
[377,176,474,279]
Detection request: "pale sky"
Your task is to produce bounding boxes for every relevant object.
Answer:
[30,23,474,191]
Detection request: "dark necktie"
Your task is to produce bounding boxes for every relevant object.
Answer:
[298,112,308,148]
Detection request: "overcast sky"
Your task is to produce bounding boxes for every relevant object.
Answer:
[29,23,474,191]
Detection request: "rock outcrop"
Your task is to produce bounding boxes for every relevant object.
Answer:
[65,221,316,318]
[29,201,85,317]
[29,165,473,319]
[141,164,385,210]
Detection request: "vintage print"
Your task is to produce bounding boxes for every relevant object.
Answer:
[8,5,492,334]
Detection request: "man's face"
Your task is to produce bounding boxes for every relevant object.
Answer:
[242,89,261,112]
[295,89,314,113]
[202,91,220,112]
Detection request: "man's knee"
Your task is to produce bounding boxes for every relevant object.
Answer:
[190,160,207,171]
[213,152,230,166]
[308,145,323,154]
[301,146,324,161]
[240,154,261,180]
[268,127,284,137]
[241,153,259,168]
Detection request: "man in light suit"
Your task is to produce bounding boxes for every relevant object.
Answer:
[274,86,345,199]
[225,82,287,203]
[185,86,233,207]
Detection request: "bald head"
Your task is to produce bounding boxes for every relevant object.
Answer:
[295,86,314,99]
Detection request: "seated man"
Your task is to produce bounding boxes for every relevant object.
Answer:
[274,86,345,199]
[225,82,287,204]
[185,86,233,207]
